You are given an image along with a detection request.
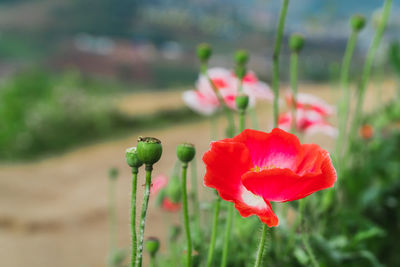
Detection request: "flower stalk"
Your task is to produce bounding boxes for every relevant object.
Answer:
[254,224,268,267]
[336,15,365,159]
[272,0,290,127]
[135,137,162,267]
[108,168,119,267]
[289,33,305,134]
[351,0,392,139]
[206,195,221,267]
[221,203,234,267]
[177,143,196,267]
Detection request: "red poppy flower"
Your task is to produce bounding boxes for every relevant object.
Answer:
[203,128,337,227]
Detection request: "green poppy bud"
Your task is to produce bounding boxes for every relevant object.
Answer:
[108,167,119,180]
[235,94,249,110]
[166,175,181,203]
[176,143,196,163]
[351,14,366,32]
[289,33,305,53]
[125,147,143,168]
[196,43,212,62]
[145,237,160,258]
[136,137,162,166]
[235,65,247,80]
[234,49,249,66]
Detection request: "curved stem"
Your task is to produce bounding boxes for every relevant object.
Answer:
[182,162,192,267]
[272,0,290,128]
[351,0,392,139]
[290,52,299,134]
[336,30,358,160]
[206,196,221,267]
[135,166,153,267]
[220,203,234,267]
[254,224,268,267]
[130,168,138,267]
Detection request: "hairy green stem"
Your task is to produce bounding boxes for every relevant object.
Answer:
[130,168,138,267]
[135,166,153,267]
[221,203,234,267]
[206,196,221,267]
[351,0,392,139]
[254,224,268,267]
[272,0,290,127]
[239,110,246,132]
[181,162,192,267]
[336,30,359,161]
[290,52,299,134]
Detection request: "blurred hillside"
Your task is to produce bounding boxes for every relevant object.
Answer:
[0,0,399,85]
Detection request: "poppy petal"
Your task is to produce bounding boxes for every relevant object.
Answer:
[233,128,302,171]
[242,148,336,202]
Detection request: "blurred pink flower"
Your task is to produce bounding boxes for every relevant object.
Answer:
[150,174,168,196]
[278,109,337,137]
[162,198,181,212]
[286,92,335,117]
[183,68,272,115]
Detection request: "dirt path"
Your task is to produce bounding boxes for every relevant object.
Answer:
[0,82,396,267]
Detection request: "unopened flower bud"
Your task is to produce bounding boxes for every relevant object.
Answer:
[234,49,249,66]
[137,137,162,166]
[289,34,305,53]
[166,175,181,203]
[125,147,143,168]
[108,167,119,180]
[177,143,196,163]
[236,94,249,110]
[351,14,366,32]
[145,237,160,257]
[196,43,212,62]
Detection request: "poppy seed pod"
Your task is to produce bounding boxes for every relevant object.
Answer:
[196,43,212,62]
[136,137,162,166]
[351,14,366,32]
[234,49,249,66]
[145,237,160,257]
[289,34,305,53]
[236,94,249,110]
[177,143,196,163]
[125,147,143,168]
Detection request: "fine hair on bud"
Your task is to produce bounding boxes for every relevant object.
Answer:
[196,43,212,62]
[289,33,305,53]
[136,137,162,166]
[125,147,143,168]
[351,14,366,32]
[177,143,196,163]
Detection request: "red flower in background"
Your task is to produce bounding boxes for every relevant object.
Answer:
[151,175,181,212]
[203,128,337,227]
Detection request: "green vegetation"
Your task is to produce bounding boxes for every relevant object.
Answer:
[0,69,199,161]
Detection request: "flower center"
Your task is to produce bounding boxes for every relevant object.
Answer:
[251,164,280,172]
